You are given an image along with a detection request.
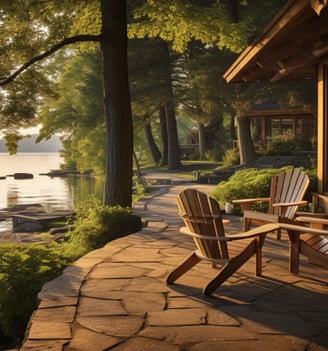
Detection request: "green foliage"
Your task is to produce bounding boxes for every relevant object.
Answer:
[69,198,142,252]
[257,131,314,156]
[0,1,77,149]
[0,197,142,342]
[129,0,254,53]
[0,243,69,340]
[38,51,106,174]
[222,148,240,167]
[211,167,317,215]
[211,167,292,214]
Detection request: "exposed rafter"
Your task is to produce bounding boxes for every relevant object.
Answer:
[223,0,328,83]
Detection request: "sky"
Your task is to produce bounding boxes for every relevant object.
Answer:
[20,124,42,135]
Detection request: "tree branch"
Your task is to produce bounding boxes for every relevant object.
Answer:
[0,34,102,86]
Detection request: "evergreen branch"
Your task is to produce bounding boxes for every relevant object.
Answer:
[0,34,102,86]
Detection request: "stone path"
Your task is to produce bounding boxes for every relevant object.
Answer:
[19,182,328,351]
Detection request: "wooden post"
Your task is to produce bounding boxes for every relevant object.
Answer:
[317,63,328,193]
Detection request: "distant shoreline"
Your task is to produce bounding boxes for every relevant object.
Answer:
[0,134,62,153]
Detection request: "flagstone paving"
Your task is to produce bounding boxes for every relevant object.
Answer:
[19,182,328,351]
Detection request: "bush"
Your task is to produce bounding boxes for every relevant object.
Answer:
[222,148,240,167]
[69,198,142,252]
[0,244,69,341]
[257,131,314,155]
[0,197,142,345]
[210,167,314,215]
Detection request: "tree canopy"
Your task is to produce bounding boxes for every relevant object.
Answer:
[0,0,315,206]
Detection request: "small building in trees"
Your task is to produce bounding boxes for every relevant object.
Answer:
[244,102,316,149]
[224,0,328,192]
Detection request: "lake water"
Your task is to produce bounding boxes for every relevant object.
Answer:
[0,153,103,231]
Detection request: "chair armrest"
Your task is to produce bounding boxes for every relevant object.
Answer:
[296,211,326,218]
[225,223,280,239]
[233,197,270,211]
[296,216,328,229]
[272,200,308,208]
[180,226,231,241]
[232,197,270,204]
[180,223,280,241]
[311,192,328,213]
[279,222,328,236]
[312,192,328,201]
[296,216,328,224]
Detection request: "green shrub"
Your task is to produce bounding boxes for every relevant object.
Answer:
[69,198,142,252]
[257,131,314,155]
[0,243,69,341]
[222,148,240,167]
[210,167,314,215]
[0,198,142,344]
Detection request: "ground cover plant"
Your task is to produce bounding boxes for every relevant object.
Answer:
[0,199,141,348]
[0,243,70,346]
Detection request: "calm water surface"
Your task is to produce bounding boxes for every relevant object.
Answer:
[0,153,103,230]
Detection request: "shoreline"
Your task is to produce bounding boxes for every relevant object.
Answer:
[0,230,46,245]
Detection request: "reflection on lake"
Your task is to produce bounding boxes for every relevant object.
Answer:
[0,153,103,212]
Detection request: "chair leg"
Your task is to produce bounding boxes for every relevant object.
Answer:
[288,231,300,274]
[203,240,257,295]
[276,228,282,240]
[255,237,264,276]
[166,252,201,284]
[243,217,252,231]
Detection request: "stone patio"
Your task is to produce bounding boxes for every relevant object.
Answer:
[18,182,328,351]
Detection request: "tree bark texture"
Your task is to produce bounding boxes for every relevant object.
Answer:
[100,0,133,207]
[162,43,181,170]
[159,105,168,166]
[198,122,206,159]
[165,102,181,169]
[237,116,256,164]
[144,122,161,164]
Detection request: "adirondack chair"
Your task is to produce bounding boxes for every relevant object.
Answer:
[286,192,328,271]
[233,168,310,239]
[279,221,328,273]
[166,188,279,295]
[310,192,328,217]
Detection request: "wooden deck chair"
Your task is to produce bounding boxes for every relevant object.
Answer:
[233,168,309,239]
[279,221,328,273]
[166,188,279,295]
[310,192,328,217]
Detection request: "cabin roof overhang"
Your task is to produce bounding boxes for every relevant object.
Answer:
[223,0,328,83]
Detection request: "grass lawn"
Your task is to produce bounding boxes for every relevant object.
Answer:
[140,160,222,180]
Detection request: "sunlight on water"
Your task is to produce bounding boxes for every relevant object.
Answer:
[0,153,103,231]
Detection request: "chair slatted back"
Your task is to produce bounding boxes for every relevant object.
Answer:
[177,189,229,260]
[269,168,309,219]
[302,234,328,254]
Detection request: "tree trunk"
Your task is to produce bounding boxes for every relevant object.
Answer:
[230,114,236,147]
[237,116,256,164]
[159,105,168,166]
[223,0,239,22]
[133,151,143,184]
[144,122,161,164]
[100,0,133,207]
[162,43,180,170]
[198,122,206,159]
[165,102,181,169]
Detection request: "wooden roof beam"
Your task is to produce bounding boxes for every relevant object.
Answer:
[290,18,328,44]
[311,0,328,15]
[312,44,328,58]
[270,65,316,82]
